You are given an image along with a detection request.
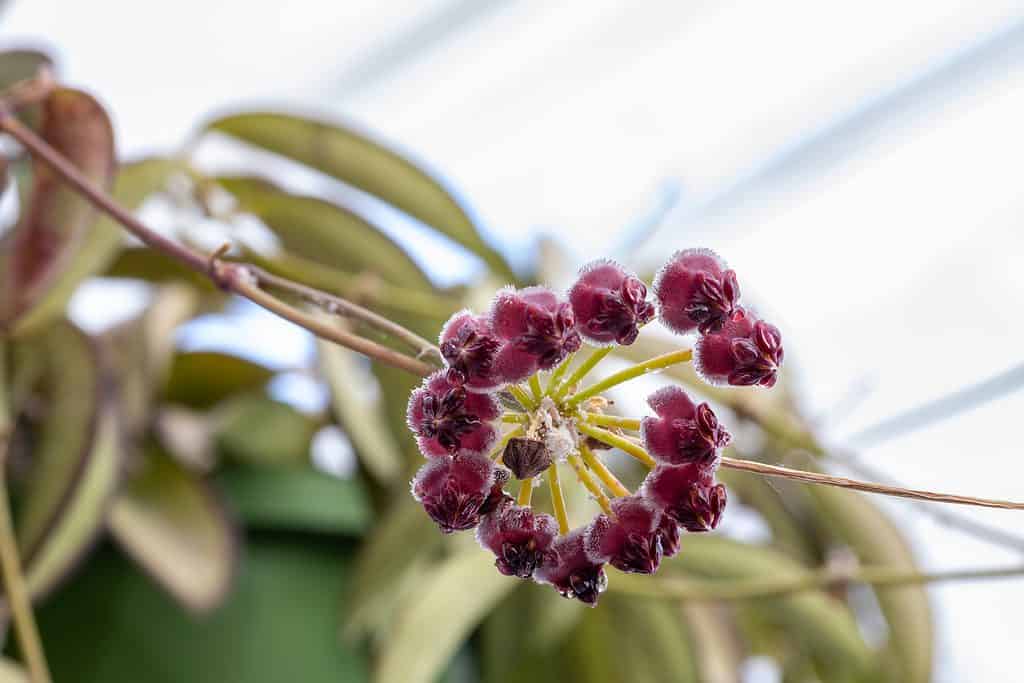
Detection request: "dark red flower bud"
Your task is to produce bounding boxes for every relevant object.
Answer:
[490,287,582,380]
[642,386,731,467]
[642,464,727,532]
[476,498,558,578]
[411,452,498,533]
[501,436,552,480]
[439,310,502,391]
[586,496,665,574]
[694,308,784,388]
[568,259,656,346]
[407,371,499,457]
[535,527,608,607]
[654,248,740,335]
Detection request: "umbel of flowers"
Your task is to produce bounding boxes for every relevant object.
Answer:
[407,251,784,606]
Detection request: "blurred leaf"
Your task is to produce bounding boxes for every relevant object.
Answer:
[213,394,319,466]
[205,112,518,283]
[216,464,370,534]
[345,497,443,641]
[105,246,216,290]
[679,604,743,683]
[37,537,368,682]
[805,477,933,683]
[376,551,514,683]
[163,351,273,409]
[662,536,875,679]
[1,88,116,333]
[601,593,700,683]
[0,49,51,89]
[216,176,433,289]
[318,339,402,483]
[11,158,185,337]
[107,450,237,613]
[0,658,27,683]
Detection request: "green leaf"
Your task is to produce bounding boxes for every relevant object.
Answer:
[318,339,402,483]
[0,50,52,90]
[679,604,743,683]
[216,176,433,289]
[37,537,368,682]
[163,352,274,409]
[105,247,217,290]
[376,551,515,683]
[10,158,186,337]
[213,394,319,466]
[663,536,875,679]
[1,88,116,333]
[215,465,370,534]
[204,112,518,283]
[107,450,238,613]
[805,478,933,683]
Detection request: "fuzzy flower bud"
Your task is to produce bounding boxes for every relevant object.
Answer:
[490,286,582,381]
[568,259,656,346]
[535,527,608,606]
[407,371,500,456]
[642,464,727,532]
[654,248,740,335]
[586,496,665,574]
[439,310,502,391]
[694,308,784,388]
[411,452,499,534]
[476,498,559,579]
[641,386,730,467]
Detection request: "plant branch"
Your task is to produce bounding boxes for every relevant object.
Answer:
[612,562,1024,602]
[0,109,434,378]
[720,456,1024,510]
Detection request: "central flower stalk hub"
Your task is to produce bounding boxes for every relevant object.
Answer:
[408,251,785,606]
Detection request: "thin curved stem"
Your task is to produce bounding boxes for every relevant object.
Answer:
[576,424,656,467]
[564,348,693,407]
[508,385,536,411]
[545,352,576,395]
[552,347,614,400]
[583,413,641,431]
[612,563,1024,602]
[567,453,613,514]
[579,443,631,497]
[547,465,570,534]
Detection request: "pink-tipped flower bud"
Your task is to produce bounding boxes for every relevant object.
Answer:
[407,371,500,457]
[490,286,582,381]
[535,527,608,607]
[694,308,784,388]
[654,248,740,335]
[586,496,665,575]
[642,464,727,532]
[411,451,498,534]
[641,386,731,467]
[568,259,656,346]
[439,310,502,391]
[476,498,558,579]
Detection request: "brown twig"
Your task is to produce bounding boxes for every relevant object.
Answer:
[0,109,434,378]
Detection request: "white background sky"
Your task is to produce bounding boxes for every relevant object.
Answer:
[5,1,1024,680]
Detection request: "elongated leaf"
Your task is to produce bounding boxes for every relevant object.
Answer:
[105,247,216,290]
[805,479,933,683]
[215,464,370,534]
[376,552,514,683]
[679,604,742,683]
[11,158,184,337]
[0,658,27,683]
[108,450,237,613]
[213,394,319,466]
[205,112,517,283]
[318,338,402,483]
[602,594,700,683]
[163,351,273,409]
[37,537,368,682]
[662,536,875,678]
[1,88,116,332]
[216,176,433,289]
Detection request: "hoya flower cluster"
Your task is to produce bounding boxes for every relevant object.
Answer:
[407,249,783,606]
